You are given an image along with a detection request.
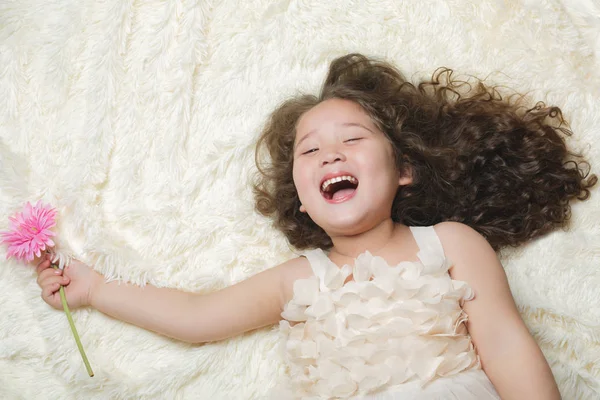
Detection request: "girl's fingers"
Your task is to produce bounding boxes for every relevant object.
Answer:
[35,259,53,275]
[36,267,61,286]
[41,281,61,302]
[40,276,69,303]
[40,275,68,287]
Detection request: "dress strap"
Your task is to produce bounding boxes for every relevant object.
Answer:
[301,249,332,292]
[409,226,447,272]
[301,248,353,292]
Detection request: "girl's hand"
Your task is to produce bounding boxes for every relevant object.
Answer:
[36,253,101,310]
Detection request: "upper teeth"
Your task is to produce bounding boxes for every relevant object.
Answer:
[321,175,358,192]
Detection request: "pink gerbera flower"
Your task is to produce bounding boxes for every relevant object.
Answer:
[1,200,93,377]
[1,201,57,262]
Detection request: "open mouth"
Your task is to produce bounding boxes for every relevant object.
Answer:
[320,175,359,201]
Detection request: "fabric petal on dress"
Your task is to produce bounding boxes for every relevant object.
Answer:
[292,278,320,305]
[278,245,488,399]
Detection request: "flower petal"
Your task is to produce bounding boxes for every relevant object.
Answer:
[1,202,57,262]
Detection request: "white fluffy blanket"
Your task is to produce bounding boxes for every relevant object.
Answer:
[1,1,599,398]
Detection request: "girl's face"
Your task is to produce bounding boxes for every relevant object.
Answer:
[292,98,411,237]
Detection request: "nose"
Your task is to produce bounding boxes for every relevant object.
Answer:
[320,146,346,167]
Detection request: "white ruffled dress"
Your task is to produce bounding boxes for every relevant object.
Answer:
[275,226,500,399]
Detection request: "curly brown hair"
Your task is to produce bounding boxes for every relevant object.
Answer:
[253,54,597,251]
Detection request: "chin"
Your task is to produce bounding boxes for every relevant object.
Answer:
[321,218,368,236]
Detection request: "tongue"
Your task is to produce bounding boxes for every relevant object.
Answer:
[332,188,355,201]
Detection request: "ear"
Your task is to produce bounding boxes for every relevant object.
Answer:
[398,165,413,186]
[398,175,412,186]
[299,204,306,213]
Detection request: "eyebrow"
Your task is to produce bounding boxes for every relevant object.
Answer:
[295,130,316,149]
[341,122,374,133]
[295,122,374,149]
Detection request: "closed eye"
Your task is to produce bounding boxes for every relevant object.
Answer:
[302,148,318,155]
[345,138,363,143]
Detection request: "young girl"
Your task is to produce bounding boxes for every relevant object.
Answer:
[36,54,596,399]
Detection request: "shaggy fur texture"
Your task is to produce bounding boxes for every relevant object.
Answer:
[0,1,598,398]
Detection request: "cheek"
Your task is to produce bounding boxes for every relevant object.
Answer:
[362,148,398,184]
[373,143,397,171]
[293,168,315,201]
[292,165,306,197]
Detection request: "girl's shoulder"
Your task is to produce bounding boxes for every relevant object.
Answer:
[433,221,492,254]
[432,221,503,281]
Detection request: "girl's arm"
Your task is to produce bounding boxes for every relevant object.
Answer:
[38,255,311,343]
[435,222,561,400]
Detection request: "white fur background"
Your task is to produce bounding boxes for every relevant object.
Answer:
[1,0,599,398]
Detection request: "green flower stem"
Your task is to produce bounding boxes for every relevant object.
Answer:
[54,266,94,377]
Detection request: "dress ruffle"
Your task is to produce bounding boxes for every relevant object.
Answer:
[278,249,482,399]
